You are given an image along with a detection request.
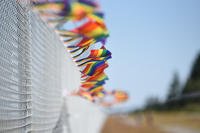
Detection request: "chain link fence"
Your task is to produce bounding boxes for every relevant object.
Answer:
[0,0,106,133]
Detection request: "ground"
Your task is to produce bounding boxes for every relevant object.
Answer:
[101,111,200,133]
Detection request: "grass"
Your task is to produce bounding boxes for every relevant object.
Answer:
[153,111,200,130]
[101,111,200,133]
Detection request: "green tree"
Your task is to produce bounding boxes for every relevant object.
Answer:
[167,72,181,100]
[145,96,161,109]
[182,52,200,94]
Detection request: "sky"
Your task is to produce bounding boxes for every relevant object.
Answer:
[100,0,200,110]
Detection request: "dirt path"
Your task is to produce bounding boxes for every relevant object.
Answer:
[161,125,200,133]
[121,114,200,133]
[101,115,166,133]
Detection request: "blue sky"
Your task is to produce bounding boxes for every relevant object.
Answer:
[100,0,200,110]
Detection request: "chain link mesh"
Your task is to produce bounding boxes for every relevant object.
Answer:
[0,0,63,132]
[0,1,106,133]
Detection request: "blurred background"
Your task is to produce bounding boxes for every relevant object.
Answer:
[100,0,200,133]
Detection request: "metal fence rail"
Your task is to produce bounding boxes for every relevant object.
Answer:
[0,0,107,133]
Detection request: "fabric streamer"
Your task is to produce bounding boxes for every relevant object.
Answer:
[33,0,128,106]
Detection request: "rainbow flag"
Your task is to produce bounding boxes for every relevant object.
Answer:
[76,55,111,66]
[67,37,95,49]
[33,1,70,20]
[70,2,94,21]
[87,12,106,27]
[75,49,111,65]
[78,0,99,8]
[88,85,104,94]
[85,73,108,82]
[89,49,111,58]
[92,90,106,98]
[71,20,109,42]
[81,80,105,89]
[112,90,129,102]
[81,61,108,76]
[80,91,94,101]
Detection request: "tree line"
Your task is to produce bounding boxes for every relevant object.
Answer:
[140,52,200,111]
